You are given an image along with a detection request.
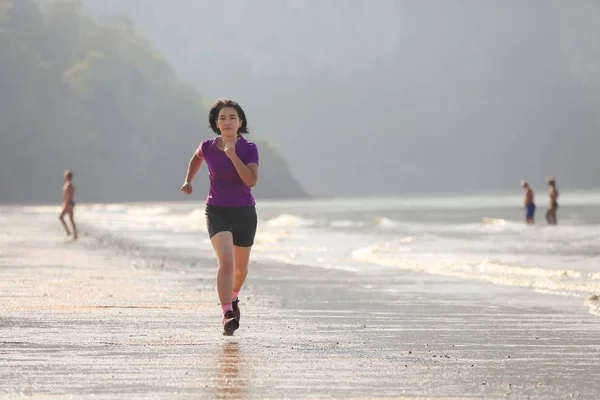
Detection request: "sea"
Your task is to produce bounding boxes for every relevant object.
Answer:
[13,191,600,316]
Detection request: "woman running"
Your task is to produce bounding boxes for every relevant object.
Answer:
[181,98,259,336]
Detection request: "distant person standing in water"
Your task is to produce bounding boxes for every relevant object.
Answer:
[180,98,259,336]
[546,176,559,225]
[521,180,535,224]
[59,170,78,240]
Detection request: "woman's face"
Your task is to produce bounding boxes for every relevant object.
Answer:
[217,107,242,138]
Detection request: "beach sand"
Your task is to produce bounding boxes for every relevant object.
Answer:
[1,211,599,399]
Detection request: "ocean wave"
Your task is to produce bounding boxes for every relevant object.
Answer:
[88,204,126,212]
[20,205,61,213]
[351,245,600,300]
[585,295,600,316]
[162,209,208,233]
[253,230,292,246]
[329,219,366,228]
[126,205,171,216]
[264,213,316,228]
[373,216,527,234]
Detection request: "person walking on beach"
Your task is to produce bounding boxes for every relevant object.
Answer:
[59,169,78,240]
[546,176,559,225]
[521,180,535,224]
[181,98,259,336]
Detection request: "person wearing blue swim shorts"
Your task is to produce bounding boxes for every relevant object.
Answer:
[521,180,535,224]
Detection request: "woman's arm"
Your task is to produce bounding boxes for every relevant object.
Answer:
[185,153,203,183]
[181,153,203,195]
[230,157,258,187]
[224,143,259,187]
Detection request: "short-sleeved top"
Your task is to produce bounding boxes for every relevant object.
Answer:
[195,135,259,207]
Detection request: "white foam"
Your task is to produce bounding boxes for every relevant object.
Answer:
[254,230,291,244]
[330,219,365,228]
[20,205,61,213]
[159,209,208,233]
[584,295,600,316]
[264,214,316,228]
[351,245,600,297]
[373,216,528,234]
[88,204,126,212]
[126,206,171,216]
[482,217,506,225]
[375,216,401,228]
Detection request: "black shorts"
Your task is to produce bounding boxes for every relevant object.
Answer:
[205,205,257,247]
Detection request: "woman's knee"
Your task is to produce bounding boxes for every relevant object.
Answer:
[215,246,235,273]
[211,232,235,265]
[234,263,249,276]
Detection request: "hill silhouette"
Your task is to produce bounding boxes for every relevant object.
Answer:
[0,0,309,204]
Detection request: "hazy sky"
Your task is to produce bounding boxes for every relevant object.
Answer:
[82,1,600,195]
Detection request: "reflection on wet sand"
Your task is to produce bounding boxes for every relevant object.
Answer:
[216,341,246,399]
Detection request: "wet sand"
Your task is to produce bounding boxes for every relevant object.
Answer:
[1,212,600,399]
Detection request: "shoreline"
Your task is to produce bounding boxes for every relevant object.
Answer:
[5,187,600,209]
[1,212,600,399]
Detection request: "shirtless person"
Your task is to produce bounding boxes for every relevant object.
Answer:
[59,170,78,240]
[521,180,535,224]
[546,176,559,225]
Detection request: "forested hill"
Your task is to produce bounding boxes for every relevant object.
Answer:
[0,0,309,204]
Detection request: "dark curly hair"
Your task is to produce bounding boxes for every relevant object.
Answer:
[208,98,249,135]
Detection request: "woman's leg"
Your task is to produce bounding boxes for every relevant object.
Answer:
[210,231,236,307]
[230,206,258,321]
[233,246,251,294]
[210,231,240,335]
[230,246,251,321]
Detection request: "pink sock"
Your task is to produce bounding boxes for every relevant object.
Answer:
[232,290,240,302]
[221,303,233,315]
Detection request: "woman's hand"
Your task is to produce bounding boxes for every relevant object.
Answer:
[181,181,193,195]
[224,142,237,159]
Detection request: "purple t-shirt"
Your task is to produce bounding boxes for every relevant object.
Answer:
[195,135,259,207]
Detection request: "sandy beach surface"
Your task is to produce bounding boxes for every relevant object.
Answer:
[1,210,600,399]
